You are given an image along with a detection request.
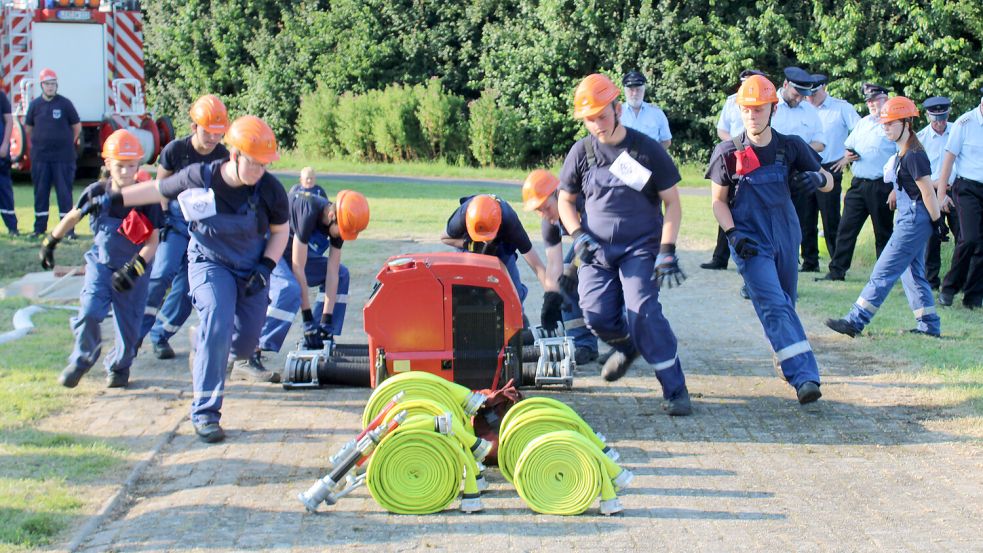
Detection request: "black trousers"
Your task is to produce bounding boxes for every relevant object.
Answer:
[827,177,894,278]
[924,184,961,289]
[793,162,843,268]
[710,226,729,266]
[941,178,983,305]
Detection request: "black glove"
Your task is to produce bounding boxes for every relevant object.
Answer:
[793,171,825,193]
[318,312,334,343]
[39,234,60,270]
[726,228,759,260]
[79,188,123,218]
[558,261,579,296]
[465,239,497,256]
[244,257,276,297]
[933,218,950,243]
[572,229,601,265]
[541,291,564,330]
[112,254,147,292]
[653,243,686,288]
[301,309,323,350]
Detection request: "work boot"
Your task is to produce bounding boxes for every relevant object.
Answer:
[663,388,692,416]
[153,340,175,360]
[799,263,820,273]
[230,351,279,383]
[740,285,750,300]
[58,365,89,388]
[796,381,822,405]
[815,272,844,282]
[194,422,225,443]
[105,370,129,388]
[937,292,953,306]
[596,348,615,365]
[699,260,727,270]
[907,328,941,338]
[601,350,640,382]
[825,318,860,338]
[574,347,598,365]
[963,300,981,310]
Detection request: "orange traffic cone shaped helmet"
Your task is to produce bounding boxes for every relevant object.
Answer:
[465,194,502,242]
[736,74,779,106]
[335,189,370,241]
[880,96,919,123]
[573,74,621,119]
[522,169,560,211]
[102,129,144,161]
[225,115,279,164]
[190,94,230,134]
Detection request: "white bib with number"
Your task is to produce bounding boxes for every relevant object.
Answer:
[609,151,652,191]
[177,187,217,221]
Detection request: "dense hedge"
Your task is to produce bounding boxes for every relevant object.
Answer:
[144,0,983,166]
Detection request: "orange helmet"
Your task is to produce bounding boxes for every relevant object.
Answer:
[573,74,621,119]
[190,94,230,134]
[880,96,919,123]
[102,129,144,161]
[465,195,502,242]
[736,75,779,107]
[135,169,152,182]
[522,169,559,211]
[225,115,279,164]
[39,68,57,83]
[335,189,370,241]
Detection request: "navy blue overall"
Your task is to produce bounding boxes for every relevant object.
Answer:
[69,203,152,379]
[186,167,268,426]
[577,139,686,400]
[729,136,820,388]
[140,199,192,345]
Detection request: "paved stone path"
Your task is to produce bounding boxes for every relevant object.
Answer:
[39,240,983,552]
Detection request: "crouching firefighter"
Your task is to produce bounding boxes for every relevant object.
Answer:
[84,116,290,443]
[558,73,691,415]
[257,189,369,355]
[521,169,600,364]
[40,130,163,389]
[706,74,834,405]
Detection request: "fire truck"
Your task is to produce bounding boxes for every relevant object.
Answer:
[1,0,173,173]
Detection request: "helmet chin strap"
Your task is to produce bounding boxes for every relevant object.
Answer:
[749,109,774,138]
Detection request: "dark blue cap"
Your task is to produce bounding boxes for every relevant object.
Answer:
[622,70,646,88]
[923,96,951,114]
[739,69,766,81]
[862,83,889,101]
[811,74,828,87]
[783,66,815,95]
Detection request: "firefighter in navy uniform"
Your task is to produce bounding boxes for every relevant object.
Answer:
[139,94,231,359]
[558,74,691,415]
[706,74,834,404]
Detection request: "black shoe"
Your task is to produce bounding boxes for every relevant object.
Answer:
[800,263,820,273]
[58,365,89,388]
[796,381,822,405]
[596,348,615,365]
[815,273,844,282]
[937,292,953,306]
[231,351,279,383]
[740,285,750,300]
[700,260,727,270]
[825,318,860,338]
[962,300,981,310]
[929,281,940,291]
[106,371,129,388]
[194,422,226,443]
[601,350,640,382]
[663,388,692,416]
[907,328,941,338]
[574,347,598,365]
[153,341,175,360]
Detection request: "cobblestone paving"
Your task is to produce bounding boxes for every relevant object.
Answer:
[53,243,983,552]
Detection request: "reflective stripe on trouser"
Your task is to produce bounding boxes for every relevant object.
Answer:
[141,230,193,344]
[0,166,18,231]
[846,191,940,335]
[258,257,351,352]
[31,160,75,234]
[578,247,685,399]
[560,247,597,351]
[69,254,151,375]
[188,259,269,425]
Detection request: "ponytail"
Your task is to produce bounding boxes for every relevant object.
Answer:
[898,118,924,158]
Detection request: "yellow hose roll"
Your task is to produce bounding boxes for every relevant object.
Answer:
[363,372,484,430]
[513,430,617,515]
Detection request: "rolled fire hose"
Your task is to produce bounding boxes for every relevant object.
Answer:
[381,399,492,462]
[513,430,629,516]
[498,397,617,482]
[366,414,483,514]
[362,371,486,431]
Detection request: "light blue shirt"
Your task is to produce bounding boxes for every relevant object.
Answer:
[773,91,825,148]
[620,102,671,143]
[716,94,744,138]
[916,123,955,184]
[944,106,983,182]
[813,94,861,163]
[844,114,897,179]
